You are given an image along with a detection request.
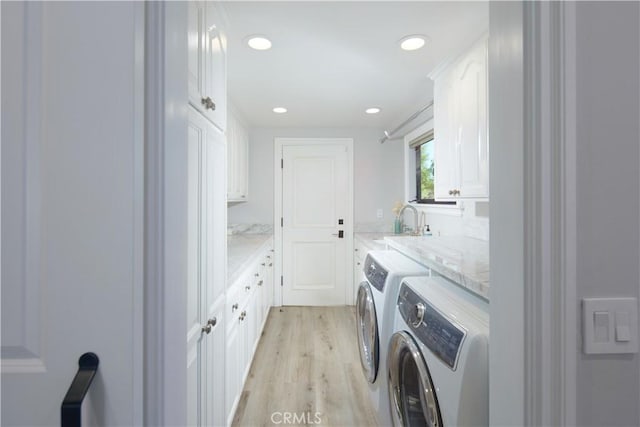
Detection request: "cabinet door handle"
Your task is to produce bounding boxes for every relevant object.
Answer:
[232,303,239,312]
[201,324,212,334]
[245,285,251,291]
[257,280,263,287]
[261,263,266,266]
[268,263,272,267]
[201,97,216,111]
[254,273,260,277]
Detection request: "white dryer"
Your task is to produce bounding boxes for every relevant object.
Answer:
[355,251,430,426]
[387,276,489,426]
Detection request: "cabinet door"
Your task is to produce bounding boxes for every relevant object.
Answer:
[225,315,242,422]
[187,107,226,427]
[204,298,225,427]
[203,1,227,131]
[227,111,249,202]
[206,115,227,302]
[455,40,489,198]
[188,1,205,115]
[188,1,227,131]
[186,107,207,427]
[433,71,459,200]
[245,293,259,363]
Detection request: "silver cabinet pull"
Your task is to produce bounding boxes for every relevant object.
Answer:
[201,324,212,334]
[245,285,251,291]
[257,280,263,287]
[261,263,266,266]
[232,303,239,312]
[207,318,217,327]
[254,273,260,277]
[268,263,272,267]
[201,97,216,111]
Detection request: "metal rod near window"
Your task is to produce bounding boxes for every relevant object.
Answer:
[379,101,434,144]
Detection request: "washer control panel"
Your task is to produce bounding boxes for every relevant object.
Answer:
[364,254,388,292]
[398,282,466,370]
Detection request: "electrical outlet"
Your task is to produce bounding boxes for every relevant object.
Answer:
[376,208,383,219]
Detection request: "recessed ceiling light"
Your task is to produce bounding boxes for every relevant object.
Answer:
[399,35,426,51]
[247,35,272,51]
[273,107,287,114]
[365,107,381,114]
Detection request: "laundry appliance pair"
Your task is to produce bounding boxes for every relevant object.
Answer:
[356,250,489,426]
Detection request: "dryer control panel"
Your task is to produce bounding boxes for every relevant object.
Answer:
[398,282,466,370]
[364,254,388,292]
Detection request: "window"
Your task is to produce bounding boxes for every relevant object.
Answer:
[410,131,455,205]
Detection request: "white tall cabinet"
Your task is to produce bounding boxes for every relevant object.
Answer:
[186,1,227,426]
[432,36,489,200]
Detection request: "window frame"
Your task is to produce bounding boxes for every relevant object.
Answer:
[413,135,455,206]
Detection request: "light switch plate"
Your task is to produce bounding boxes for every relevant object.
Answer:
[583,297,638,354]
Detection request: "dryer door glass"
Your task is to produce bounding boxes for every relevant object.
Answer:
[388,331,442,427]
[356,281,379,383]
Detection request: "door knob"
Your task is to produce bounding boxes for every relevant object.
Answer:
[201,97,216,111]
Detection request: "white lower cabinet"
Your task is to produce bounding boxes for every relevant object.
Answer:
[225,240,273,426]
[353,240,366,298]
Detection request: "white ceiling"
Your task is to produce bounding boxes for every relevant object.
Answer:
[223,1,488,131]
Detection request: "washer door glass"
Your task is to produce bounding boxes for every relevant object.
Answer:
[388,331,442,427]
[356,281,379,383]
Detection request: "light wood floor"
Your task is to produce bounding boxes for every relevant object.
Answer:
[231,306,379,427]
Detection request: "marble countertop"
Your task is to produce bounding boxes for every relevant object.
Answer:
[228,233,273,284]
[384,235,490,300]
[354,232,397,252]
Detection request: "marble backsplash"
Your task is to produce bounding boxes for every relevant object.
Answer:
[354,221,394,233]
[227,223,273,235]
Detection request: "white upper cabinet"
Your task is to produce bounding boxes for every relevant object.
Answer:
[227,109,249,202]
[433,37,489,200]
[188,0,227,131]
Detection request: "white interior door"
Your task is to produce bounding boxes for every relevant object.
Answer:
[1,2,144,425]
[281,142,352,306]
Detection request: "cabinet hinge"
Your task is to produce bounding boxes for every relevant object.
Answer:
[281,158,283,169]
[280,276,283,287]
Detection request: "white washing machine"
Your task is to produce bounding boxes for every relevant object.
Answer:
[355,250,430,426]
[387,276,489,426]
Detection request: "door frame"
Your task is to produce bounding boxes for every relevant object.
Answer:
[273,138,355,307]
[490,2,577,425]
[140,2,579,425]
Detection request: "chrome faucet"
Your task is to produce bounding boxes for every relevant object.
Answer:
[398,204,420,235]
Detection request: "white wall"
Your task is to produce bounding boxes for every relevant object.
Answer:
[228,127,404,230]
[575,2,640,425]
